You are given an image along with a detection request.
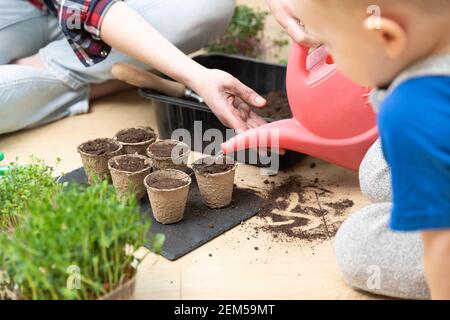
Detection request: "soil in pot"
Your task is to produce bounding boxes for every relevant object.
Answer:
[144,169,191,225]
[114,127,157,156]
[108,154,152,200]
[146,139,190,171]
[146,178,187,189]
[78,138,123,184]
[255,91,292,121]
[192,156,237,209]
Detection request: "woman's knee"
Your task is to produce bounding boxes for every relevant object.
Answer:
[0,65,87,134]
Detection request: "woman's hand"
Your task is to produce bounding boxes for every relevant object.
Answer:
[190,69,268,131]
[266,0,320,47]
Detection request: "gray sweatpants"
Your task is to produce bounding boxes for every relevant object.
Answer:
[335,139,430,299]
[0,0,235,134]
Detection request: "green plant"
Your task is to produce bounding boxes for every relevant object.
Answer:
[0,157,60,231]
[207,5,290,60]
[208,5,268,58]
[0,181,163,300]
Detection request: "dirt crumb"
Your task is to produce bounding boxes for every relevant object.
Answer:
[325,199,354,215]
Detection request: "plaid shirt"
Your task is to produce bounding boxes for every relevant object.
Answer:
[29,0,120,67]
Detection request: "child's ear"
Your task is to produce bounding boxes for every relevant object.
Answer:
[363,16,407,58]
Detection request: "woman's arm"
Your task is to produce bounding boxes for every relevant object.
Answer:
[101,1,266,131]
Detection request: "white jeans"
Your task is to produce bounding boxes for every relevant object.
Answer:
[0,0,235,134]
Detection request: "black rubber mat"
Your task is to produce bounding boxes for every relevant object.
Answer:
[59,167,265,261]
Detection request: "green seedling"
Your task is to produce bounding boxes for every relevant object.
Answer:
[0,157,60,231]
[0,180,163,300]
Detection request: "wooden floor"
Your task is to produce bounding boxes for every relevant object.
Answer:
[0,90,377,299]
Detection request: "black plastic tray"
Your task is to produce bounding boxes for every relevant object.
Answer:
[139,53,305,170]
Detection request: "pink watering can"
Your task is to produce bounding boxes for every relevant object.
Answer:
[221,44,379,171]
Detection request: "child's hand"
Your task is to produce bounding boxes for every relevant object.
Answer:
[266,0,320,47]
[191,69,268,131]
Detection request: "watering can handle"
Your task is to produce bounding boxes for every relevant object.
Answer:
[291,44,310,78]
[291,44,335,79]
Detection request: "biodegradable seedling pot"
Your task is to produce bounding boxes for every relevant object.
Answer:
[146,139,190,171]
[77,138,123,184]
[108,154,152,200]
[144,169,191,225]
[114,126,157,156]
[192,156,237,208]
[99,276,136,300]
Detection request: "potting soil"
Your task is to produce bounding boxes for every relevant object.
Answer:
[148,143,182,158]
[80,138,120,156]
[248,175,355,244]
[110,156,149,172]
[146,177,188,189]
[192,161,235,175]
[255,91,292,121]
[116,128,155,143]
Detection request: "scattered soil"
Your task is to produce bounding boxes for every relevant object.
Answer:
[193,161,235,175]
[255,91,292,120]
[110,156,149,172]
[247,174,355,244]
[148,142,186,158]
[80,138,120,156]
[310,162,316,169]
[116,128,155,144]
[291,204,303,213]
[146,177,188,189]
[325,199,354,215]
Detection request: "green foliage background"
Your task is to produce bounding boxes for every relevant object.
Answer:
[207,5,289,62]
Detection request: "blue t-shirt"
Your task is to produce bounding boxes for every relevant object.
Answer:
[378,76,450,231]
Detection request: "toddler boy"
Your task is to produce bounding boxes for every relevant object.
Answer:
[287,0,450,299]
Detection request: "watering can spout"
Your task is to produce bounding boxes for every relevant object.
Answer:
[221,119,296,155]
[221,118,377,171]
